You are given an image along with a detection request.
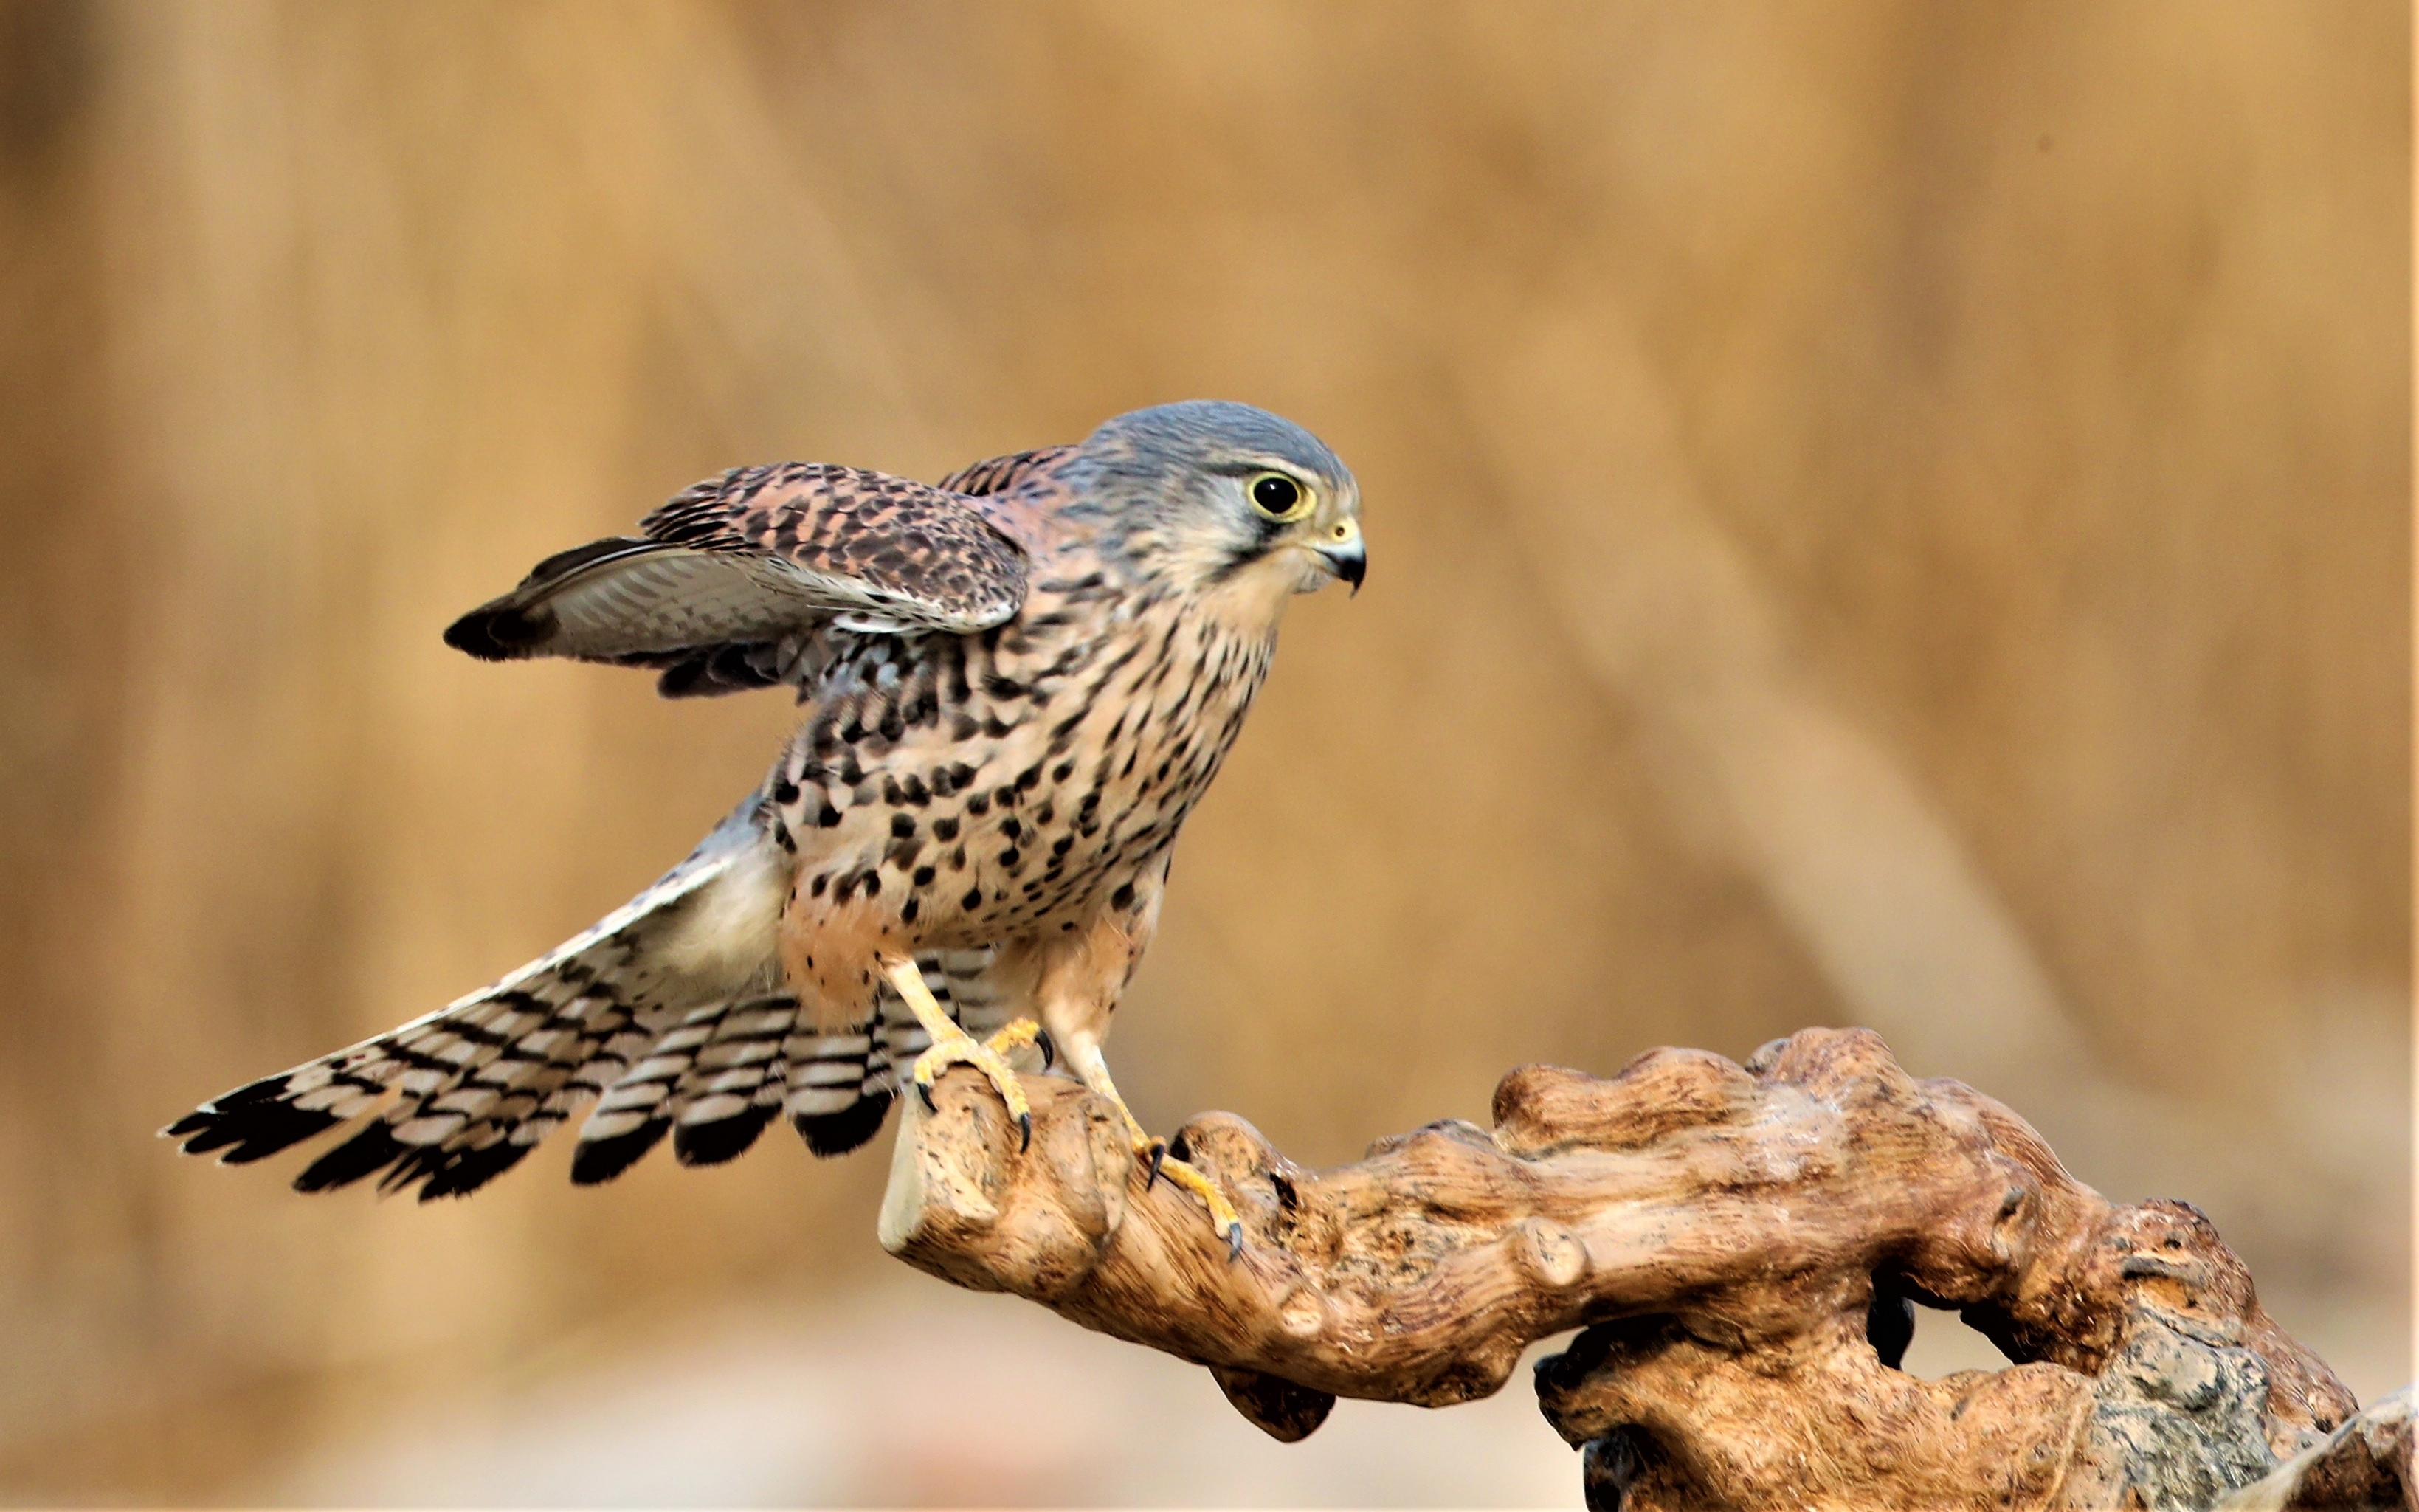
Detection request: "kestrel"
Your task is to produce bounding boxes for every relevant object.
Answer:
[167,401,1365,1249]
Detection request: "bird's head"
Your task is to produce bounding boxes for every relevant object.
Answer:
[1072,401,1364,615]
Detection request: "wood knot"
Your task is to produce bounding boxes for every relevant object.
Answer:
[1512,1217,1588,1288]
[1363,1117,1497,1160]
[1277,1284,1328,1339]
[2097,1198,2254,1327]
[1749,1026,1920,1108]
[1167,1111,1280,1184]
[1494,1050,1754,1158]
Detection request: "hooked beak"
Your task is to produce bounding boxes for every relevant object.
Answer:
[1313,525,1367,596]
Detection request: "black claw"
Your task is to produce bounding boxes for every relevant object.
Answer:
[1144,1139,1168,1190]
[1034,1028,1056,1071]
[917,1079,937,1114]
[1017,1111,1032,1152]
[1226,1224,1246,1263]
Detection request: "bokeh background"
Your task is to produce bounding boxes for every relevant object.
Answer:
[0,1,2407,1504]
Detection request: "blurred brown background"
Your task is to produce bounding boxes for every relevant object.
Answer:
[0,1,2406,1504]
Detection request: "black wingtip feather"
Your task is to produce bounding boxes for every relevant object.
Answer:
[378,1142,454,1198]
[215,1104,343,1164]
[445,536,658,660]
[570,1119,669,1185]
[793,1091,894,1159]
[173,1120,246,1156]
[418,1139,535,1201]
[443,604,554,660]
[166,1070,294,1145]
[293,1120,409,1192]
[673,1104,778,1167]
[168,1074,348,1164]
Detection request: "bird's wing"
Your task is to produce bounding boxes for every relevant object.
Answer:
[442,463,1029,694]
[935,443,1076,498]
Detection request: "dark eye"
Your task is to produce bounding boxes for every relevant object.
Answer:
[1249,473,1305,518]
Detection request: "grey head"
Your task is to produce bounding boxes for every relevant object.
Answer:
[1067,400,1365,598]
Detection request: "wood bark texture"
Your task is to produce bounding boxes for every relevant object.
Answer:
[879,1026,2383,1511]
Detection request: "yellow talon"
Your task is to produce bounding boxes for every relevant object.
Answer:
[1038,1029,1242,1256]
[980,1017,1052,1070]
[883,959,1036,1150]
[910,1032,1034,1147]
[1134,1132,1244,1260]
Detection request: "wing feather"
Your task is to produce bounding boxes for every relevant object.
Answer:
[443,461,1034,691]
[934,444,1075,499]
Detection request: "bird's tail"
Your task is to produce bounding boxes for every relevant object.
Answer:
[164,794,1003,1199]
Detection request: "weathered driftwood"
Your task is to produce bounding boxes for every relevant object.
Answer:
[879,1026,2377,1511]
[2218,1392,2415,1511]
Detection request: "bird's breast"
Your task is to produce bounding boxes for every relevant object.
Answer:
[767,589,1274,945]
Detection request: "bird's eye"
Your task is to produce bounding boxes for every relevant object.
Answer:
[1249,472,1309,520]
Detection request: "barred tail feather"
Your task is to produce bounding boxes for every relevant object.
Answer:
[783,1023,895,1157]
[779,947,1007,1158]
[570,947,1010,1172]
[165,812,1021,1193]
[668,996,797,1167]
[165,792,786,1199]
[568,995,789,1184]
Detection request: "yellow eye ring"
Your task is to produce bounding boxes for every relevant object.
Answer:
[1248,472,1314,522]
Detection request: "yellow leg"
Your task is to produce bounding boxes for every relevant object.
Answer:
[1062,1042,1243,1257]
[882,957,1039,1151]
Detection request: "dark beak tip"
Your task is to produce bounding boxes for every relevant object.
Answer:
[1322,549,1366,595]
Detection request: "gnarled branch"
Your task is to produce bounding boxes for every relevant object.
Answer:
[879,1027,2367,1509]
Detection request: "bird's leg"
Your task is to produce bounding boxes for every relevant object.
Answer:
[1057,1034,1243,1260]
[881,956,1039,1152]
[1013,859,1241,1254]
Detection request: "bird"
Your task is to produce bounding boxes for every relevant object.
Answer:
[164,400,1366,1251]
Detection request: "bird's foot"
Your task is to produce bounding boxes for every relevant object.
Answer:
[984,1017,1055,1071]
[1046,1037,1244,1257]
[1133,1130,1244,1260]
[912,1018,1040,1151]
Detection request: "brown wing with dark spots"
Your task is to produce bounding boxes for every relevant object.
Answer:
[934,444,1076,498]
[639,463,1028,625]
[443,463,1029,695]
